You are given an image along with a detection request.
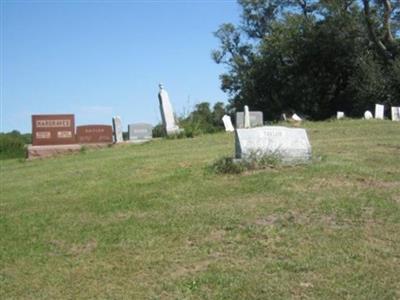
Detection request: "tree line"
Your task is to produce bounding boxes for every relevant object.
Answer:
[212,0,400,120]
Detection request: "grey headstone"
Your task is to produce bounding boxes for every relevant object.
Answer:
[375,104,384,120]
[112,116,124,143]
[235,126,312,163]
[391,106,400,121]
[158,84,182,135]
[128,123,153,141]
[236,111,263,128]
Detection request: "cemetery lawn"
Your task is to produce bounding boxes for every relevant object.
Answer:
[1,120,400,299]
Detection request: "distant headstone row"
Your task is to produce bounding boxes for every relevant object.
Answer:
[361,104,399,121]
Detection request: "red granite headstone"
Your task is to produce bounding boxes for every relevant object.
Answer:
[76,125,113,144]
[32,114,76,146]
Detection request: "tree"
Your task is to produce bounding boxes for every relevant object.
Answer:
[213,0,400,120]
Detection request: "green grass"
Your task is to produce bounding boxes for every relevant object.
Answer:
[1,120,399,299]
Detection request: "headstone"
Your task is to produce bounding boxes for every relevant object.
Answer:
[158,84,181,135]
[281,113,287,121]
[236,111,263,128]
[235,126,311,163]
[128,123,153,141]
[112,116,124,143]
[222,115,234,132]
[76,125,113,144]
[391,106,400,121]
[337,111,345,119]
[32,114,75,146]
[244,105,250,128]
[375,104,384,120]
[364,110,373,119]
[291,113,302,121]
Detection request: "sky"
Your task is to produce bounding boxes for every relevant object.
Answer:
[1,0,240,133]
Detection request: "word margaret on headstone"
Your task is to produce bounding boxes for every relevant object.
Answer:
[32,114,76,146]
[76,125,113,144]
[112,116,124,143]
[128,123,153,142]
[235,126,312,164]
[158,84,182,136]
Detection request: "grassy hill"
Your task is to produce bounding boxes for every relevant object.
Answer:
[1,120,399,299]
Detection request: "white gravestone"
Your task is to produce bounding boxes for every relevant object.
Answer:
[244,105,251,128]
[222,115,234,132]
[236,111,263,128]
[391,106,400,121]
[337,111,345,119]
[128,123,153,143]
[291,113,302,121]
[375,104,384,120]
[235,126,312,163]
[364,110,373,119]
[112,116,124,143]
[158,84,181,135]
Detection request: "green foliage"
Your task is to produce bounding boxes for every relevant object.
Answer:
[0,131,31,160]
[154,101,229,139]
[2,120,399,299]
[210,151,282,174]
[213,0,400,120]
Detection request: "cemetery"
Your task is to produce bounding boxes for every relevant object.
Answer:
[2,1,400,299]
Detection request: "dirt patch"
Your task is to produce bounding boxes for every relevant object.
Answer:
[69,240,98,256]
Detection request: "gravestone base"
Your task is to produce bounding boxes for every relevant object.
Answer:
[125,139,152,144]
[27,143,112,159]
[27,144,82,160]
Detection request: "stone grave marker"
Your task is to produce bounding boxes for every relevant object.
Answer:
[158,84,182,135]
[32,114,75,146]
[236,111,263,128]
[291,113,302,121]
[222,115,234,132]
[375,104,384,119]
[76,125,113,144]
[337,111,345,119]
[235,126,312,163]
[391,106,400,121]
[244,105,251,128]
[128,123,153,142]
[364,110,373,119]
[112,116,124,143]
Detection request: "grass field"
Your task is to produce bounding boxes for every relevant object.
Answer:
[1,120,399,299]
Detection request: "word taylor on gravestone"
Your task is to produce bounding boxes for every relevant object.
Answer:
[235,126,312,163]
[32,114,76,146]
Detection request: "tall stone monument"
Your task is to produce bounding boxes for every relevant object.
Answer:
[112,116,123,143]
[158,84,181,136]
[244,105,251,128]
